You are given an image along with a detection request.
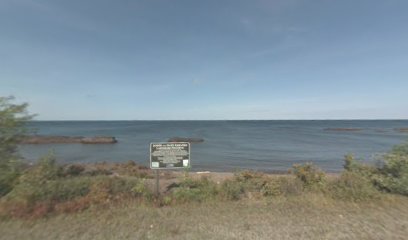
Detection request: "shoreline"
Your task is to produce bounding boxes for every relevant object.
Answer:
[36,161,340,194]
[21,159,344,175]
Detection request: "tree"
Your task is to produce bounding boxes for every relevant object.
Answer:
[0,96,34,196]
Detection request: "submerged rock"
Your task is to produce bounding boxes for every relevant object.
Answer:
[81,137,118,144]
[395,128,408,133]
[168,137,204,143]
[21,135,117,144]
[324,128,362,132]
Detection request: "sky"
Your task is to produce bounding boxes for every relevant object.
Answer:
[1,0,407,120]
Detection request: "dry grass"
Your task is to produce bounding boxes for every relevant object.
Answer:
[1,194,407,240]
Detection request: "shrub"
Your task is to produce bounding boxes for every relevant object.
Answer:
[373,148,408,195]
[344,142,408,196]
[0,165,20,197]
[233,171,267,192]
[343,154,377,177]
[382,144,408,178]
[36,153,62,180]
[109,161,152,178]
[5,176,92,205]
[344,154,359,172]
[170,177,218,203]
[62,164,85,177]
[219,179,244,200]
[328,171,380,201]
[85,168,112,176]
[15,154,62,187]
[0,176,93,218]
[234,170,264,181]
[391,142,408,156]
[259,178,281,196]
[261,177,303,197]
[0,96,33,197]
[54,176,151,214]
[373,174,408,196]
[291,163,326,189]
[220,171,304,199]
[0,169,151,218]
[88,176,144,197]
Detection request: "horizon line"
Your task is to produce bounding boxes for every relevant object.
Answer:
[30,118,408,121]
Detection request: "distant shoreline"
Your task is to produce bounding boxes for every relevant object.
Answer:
[28,119,408,122]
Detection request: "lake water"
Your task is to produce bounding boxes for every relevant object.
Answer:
[19,120,408,172]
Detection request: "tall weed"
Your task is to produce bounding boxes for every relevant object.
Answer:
[291,163,326,190]
[170,177,218,203]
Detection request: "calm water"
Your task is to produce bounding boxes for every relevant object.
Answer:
[19,120,408,172]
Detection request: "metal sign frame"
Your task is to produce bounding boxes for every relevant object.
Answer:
[149,142,191,169]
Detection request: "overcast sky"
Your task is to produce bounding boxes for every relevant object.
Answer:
[1,0,407,120]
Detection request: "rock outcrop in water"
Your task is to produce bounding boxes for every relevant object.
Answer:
[395,128,408,133]
[168,137,204,143]
[324,128,362,132]
[21,135,118,144]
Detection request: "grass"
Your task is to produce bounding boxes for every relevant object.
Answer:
[0,161,393,218]
[1,141,408,239]
[0,194,407,240]
[1,167,407,240]
[0,157,154,218]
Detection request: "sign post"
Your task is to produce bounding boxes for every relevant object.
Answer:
[150,142,191,196]
[155,169,159,196]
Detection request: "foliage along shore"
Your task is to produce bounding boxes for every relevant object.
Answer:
[1,139,407,219]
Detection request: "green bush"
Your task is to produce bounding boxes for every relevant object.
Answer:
[229,171,272,199]
[85,168,112,176]
[291,163,326,189]
[233,171,267,192]
[15,154,62,187]
[382,144,408,178]
[62,164,85,177]
[0,96,33,197]
[36,154,62,180]
[131,178,153,199]
[343,154,377,177]
[5,176,92,204]
[219,179,244,200]
[220,171,304,199]
[0,158,152,218]
[373,149,408,195]
[343,142,408,196]
[171,177,218,203]
[391,142,408,156]
[0,164,20,197]
[88,176,149,199]
[344,154,360,172]
[328,171,380,201]
[261,177,303,197]
[1,176,151,218]
[373,174,408,196]
[4,155,91,205]
[259,178,281,196]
